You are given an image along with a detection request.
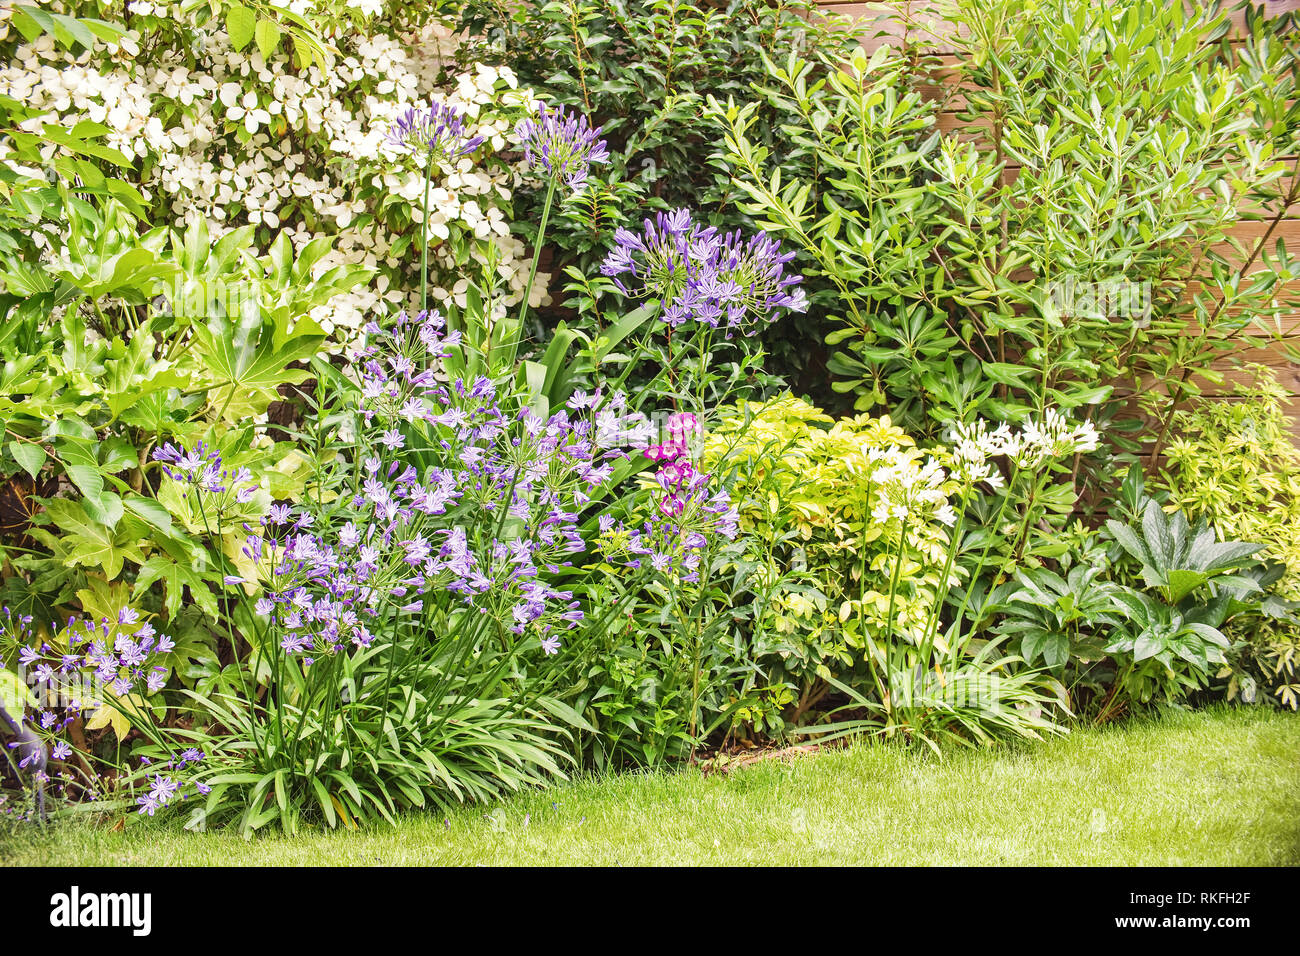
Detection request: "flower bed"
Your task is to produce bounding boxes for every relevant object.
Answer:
[0,0,1298,833]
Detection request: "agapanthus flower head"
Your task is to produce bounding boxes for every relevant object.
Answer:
[152,441,259,505]
[1021,408,1100,462]
[515,102,609,191]
[948,409,1099,476]
[386,100,484,164]
[600,208,804,336]
[707,228,807,332]
[153,440,219,481]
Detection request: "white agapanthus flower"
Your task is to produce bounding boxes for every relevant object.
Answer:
[950,409,1100,479]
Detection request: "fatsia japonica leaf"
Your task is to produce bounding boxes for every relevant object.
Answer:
[101,325,189,421]
[190,311,326,421]
[134,554,220,621]
[52,436,125,526]
[33,497,147,580]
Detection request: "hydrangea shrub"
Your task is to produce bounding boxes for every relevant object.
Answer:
[0,1,547,344]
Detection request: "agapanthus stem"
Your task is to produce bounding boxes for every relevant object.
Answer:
[665,325,677,410]
[944,472,1019,672]
[608,325,658,402]
[882,518,910,729]
[421,149,434,317]
[516,177,558,353]
[195,494,264,758]
[859,482,891,715]
[920,484,973,671]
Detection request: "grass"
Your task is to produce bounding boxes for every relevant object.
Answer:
[3,705,1298,866]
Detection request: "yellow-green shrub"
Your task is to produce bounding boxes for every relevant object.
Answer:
[703,394,953,706]
[1156,367,1300,708]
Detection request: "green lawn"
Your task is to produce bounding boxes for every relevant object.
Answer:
[4,706,1298,866]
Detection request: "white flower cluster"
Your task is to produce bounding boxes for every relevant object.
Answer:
[0,8,550,346]
[950,409,1101,482]
[844,408,1101,532]
[866,452,957,528]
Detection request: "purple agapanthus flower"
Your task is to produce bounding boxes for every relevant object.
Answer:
[387,100,484,163]
[153,440,219,481]
[0,606,196,812]
[515,102,609,191]
[600,208,806,336]
[152,441,259,504]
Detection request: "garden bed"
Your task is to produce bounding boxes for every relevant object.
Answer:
[2,0,1300,842]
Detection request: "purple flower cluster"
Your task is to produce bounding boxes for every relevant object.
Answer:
[646,414,705,517]
[153,441,258,505]
[133,746,209,814]
[387,100,485,163]
[5,606,174,710]
[0,607,208,813]
[515,102,610,191]
[643,411,698,465]
[228,308,653,659]
[600,208,807,336]
[134,759,209,815]
[596,413,739,583]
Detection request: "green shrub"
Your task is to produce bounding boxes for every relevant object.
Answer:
[703,396,1087,747]
[993,462,1288,720]
[1155,366,1300,708]
[711,0,1300,499]
[0,160,367,643]
[703,396,948,702]
[456,0,862,393]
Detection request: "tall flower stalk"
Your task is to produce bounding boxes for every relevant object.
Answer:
[594,410,740,755]
[387,100,485,317]
[509,102,609,368]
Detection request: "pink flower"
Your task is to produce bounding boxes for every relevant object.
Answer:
[643,439,686,461]
[667,412,700,440]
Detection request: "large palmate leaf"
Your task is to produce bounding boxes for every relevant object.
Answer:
[134,554,220,621]
[84,695,146,741]
[101,324,189,421]
[0,663,37,718]
[1107,500,1265,605]
[33,497,147,580]
[190,311,326,421]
